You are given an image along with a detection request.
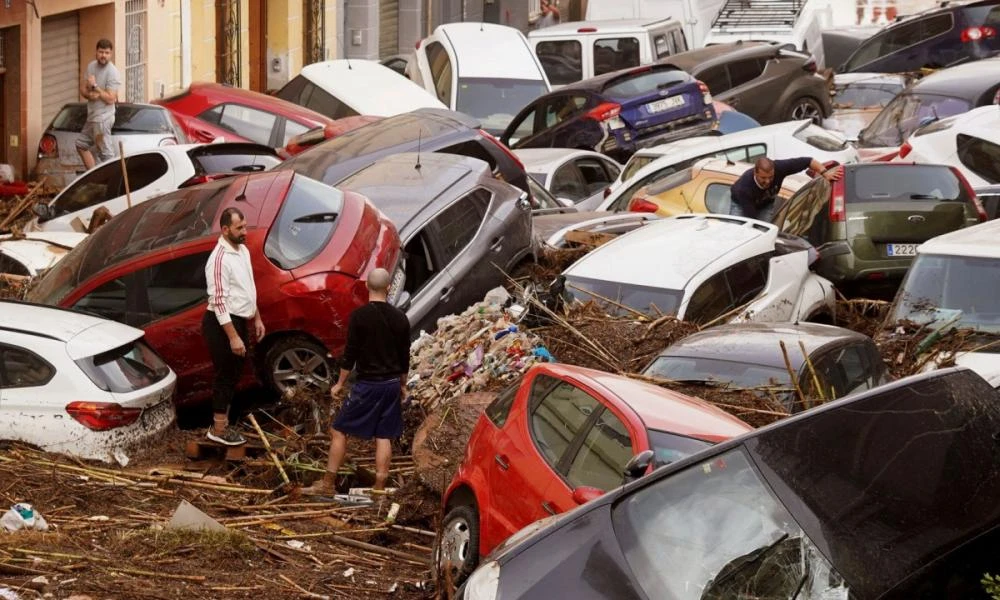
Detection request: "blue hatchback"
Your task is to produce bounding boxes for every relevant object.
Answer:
[499,64,716,162]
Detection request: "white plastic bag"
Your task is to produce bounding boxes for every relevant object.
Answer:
[0,503,48,532]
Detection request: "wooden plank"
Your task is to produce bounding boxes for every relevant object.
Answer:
[563,229,619,248]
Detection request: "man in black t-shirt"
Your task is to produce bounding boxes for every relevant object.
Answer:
[730,157,843,222]
[302,268,410,495]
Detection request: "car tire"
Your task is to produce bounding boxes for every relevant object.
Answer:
[436,504,480,587]
[263,335,335,395]
[787,97,824,125]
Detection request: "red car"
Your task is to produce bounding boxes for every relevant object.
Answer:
[27,171,403,406]
[280,115,383,158]
[437,363,752,581]
[153,82,336,149]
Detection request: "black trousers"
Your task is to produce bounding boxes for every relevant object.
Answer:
[202,311,249,413]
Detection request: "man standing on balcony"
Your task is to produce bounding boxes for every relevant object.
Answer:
[77,39,121,170]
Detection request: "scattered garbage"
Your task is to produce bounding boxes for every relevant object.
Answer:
[0,502,48,532]
[166,499,226,532]
[0,587,20,600]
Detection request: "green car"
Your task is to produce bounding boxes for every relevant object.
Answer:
[772,163,986,290]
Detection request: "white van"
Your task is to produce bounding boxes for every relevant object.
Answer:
[702,0,832,67]
[412,23,550,135]
[528,18,688,88]
[585,0,728,49]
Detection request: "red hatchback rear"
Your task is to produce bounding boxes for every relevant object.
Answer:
[436,363,751,582]
[154,82,336,149]
[27,171,403,406]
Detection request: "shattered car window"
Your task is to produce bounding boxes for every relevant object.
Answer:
[615,448,849,600]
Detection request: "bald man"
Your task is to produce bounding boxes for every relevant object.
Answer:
[303,268,410,495]
[730,157,842,222]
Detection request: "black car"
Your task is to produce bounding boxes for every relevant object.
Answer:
[458,367,1000,600]
[840,0,1000,74]
[663,41,833,125]
[857,57,1000,148]
[499,64,716,162]
[277,108,530,195]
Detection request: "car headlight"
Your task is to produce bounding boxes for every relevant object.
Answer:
[463,560,500,600]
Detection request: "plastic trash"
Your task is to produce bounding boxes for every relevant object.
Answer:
[0,587,20,600]
[483,287,511,306]
[532,346,556,363]
[0,503,48,532]
[494,325,518,340]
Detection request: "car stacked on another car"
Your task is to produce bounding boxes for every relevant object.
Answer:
[36,103,187,189]
[0,300,177,463]
[514,148,622,210]
[0,232,89,277]
[28,170,404,405]
[895,105,1000,187]
[823,73,910,141]
[500,64,716,162]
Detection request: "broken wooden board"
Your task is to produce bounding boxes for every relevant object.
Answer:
[563,229,619,248]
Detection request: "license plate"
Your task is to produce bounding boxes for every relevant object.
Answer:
[140,400,173,428]
[646,96,686,114]
[388,266,405,300]
[886,243,918,257]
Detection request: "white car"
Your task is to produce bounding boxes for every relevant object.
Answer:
[514,149,622,211]
[561,214,835,324]
[0,232,88,277]
[884,219,1000,388]
[894,106,1000,188]
[0,300,177,463]
[412,23,551,134]
[600,120,858,212]
[26,143,282,233]
[276,59,446,118]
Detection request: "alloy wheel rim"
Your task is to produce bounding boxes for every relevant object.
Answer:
[792,101,821,124]
[438,517,471,571]
[272,347,332,392]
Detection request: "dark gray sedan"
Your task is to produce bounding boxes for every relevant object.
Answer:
[643,322,890,413]
[335,153,533,334]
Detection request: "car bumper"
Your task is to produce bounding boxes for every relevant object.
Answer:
[817,246,914,284]
[603,119,717,159]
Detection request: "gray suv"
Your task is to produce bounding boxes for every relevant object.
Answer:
[335,153,533,334]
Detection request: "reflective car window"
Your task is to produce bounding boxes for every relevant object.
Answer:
[0,254,30,277]
[281,120,312,146]
[551,164,586,200]
[602,68,688,99]
[685,271,734,324]
[529,378,602,469]
[594,37,641,76]
[536,40,582,85]
[201,103,277,146]
[75,340,171,393]
[264,175,345,270]
[704,183,733,214]
[431,188,490,266]
[50,162,124,218]
[0,346,54,389]
[956,133,1000,184]
[484,381,520,428]
[577,158,614,196]
[860,93,971,147]
[889,253,1000,336]
[727,59,766,89]
[564,275,684,317]
[566,407,632,491]
[426,42,454,105]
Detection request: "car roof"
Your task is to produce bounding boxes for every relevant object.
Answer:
[434,23,543,80]
[654,322,869,371]
[335,152,491,230]
[528,18,679,36]
[515,148,605,172]
[564,215,777,289]
[916,218,1000,258]
[540,364,752,441]
[298,60,447,115]
[910,57,1000,96]
[0,300,143,357]
[661,41,776,71]
[182,82,334,125]
[0,232,87,271]
[560,63,689,93]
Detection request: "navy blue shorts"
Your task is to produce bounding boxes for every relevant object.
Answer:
[332,378,403,440]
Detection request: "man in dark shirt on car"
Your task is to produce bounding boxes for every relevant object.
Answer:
[730,157,842,222]
[302,268,410,495]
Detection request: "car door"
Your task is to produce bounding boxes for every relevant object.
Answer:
[724,58,768,118]
[486,373,607,543]
[430,189,498,318]
[575,156,620,210]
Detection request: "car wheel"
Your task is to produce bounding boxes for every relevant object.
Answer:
[788,97,824,125]
[263,336,335,394]
[436,504,480,586]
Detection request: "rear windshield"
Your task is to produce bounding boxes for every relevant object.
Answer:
[75,339,171,393]
[50,105,176,135]
[832,82,903,109]
[859,92,971,147]
[456,78,548,134]
[564,274,683,317]
[264,175,345,270]
[645,355,791,388]
[190,149,282,175]
[793,123,848,152]
[850,165,963,202]
[602,68,689,99]
[621,153,660,183]
[647,430,713,467]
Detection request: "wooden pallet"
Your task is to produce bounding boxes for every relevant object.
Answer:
[184,438,265,461]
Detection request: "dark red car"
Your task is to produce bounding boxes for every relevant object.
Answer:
[27,171,403,406]
[280,115,383,158]
[153,82,336,149]
[436,363,752,582]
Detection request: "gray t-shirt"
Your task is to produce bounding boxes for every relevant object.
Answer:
[85,60,121,121]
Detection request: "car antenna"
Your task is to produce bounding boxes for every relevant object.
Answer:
[235,154,258,202]
[347,58,352,70]
[415,131,422,171]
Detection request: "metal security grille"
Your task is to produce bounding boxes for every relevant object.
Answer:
[216,0,242,86]
[304,0,325,65]
[125,0,147,102]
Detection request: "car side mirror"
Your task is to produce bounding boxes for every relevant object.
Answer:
[571,486,604,505]
[396,291,412,312]
[516,192,532,212]
[623,449,655,482]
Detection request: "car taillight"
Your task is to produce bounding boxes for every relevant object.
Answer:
[829,178,846,222]
[898,141,913,159]
[38,134,58,158]
[603,186,611,199]
[629,197,659,213]
[585,102,622,122]
[415,39,421,50]
[178,173,235,188]
[950,166,987,221]
[802,58,818,73]
[66,401,142,431]
[478,129,526,171]
[159,137,178,146]
[961,26,997,42]
[696,80,712,105]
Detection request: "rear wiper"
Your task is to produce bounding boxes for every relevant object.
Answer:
[293,212,339,223]
[909,194,940,200]
[232,163,267,173]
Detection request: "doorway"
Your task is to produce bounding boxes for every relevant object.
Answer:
[249,0,266,92]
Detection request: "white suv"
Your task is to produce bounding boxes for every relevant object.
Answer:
[561,214,835,324]
[0,301,177,463]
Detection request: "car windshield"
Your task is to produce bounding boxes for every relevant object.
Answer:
[859,92,971,147]
[850,165,963,202]
[602,67,688,99]
[648,430,713,467]
[889,253,1000,339]
[615,448,849,600]
[645,355,792,388]
[75,339,171,393]
[455,78,548,134]
[621,153,660,183]
[29,179,232,305]
[832,81,903,109]
[264,175,345,270]
[564,274,683,317]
